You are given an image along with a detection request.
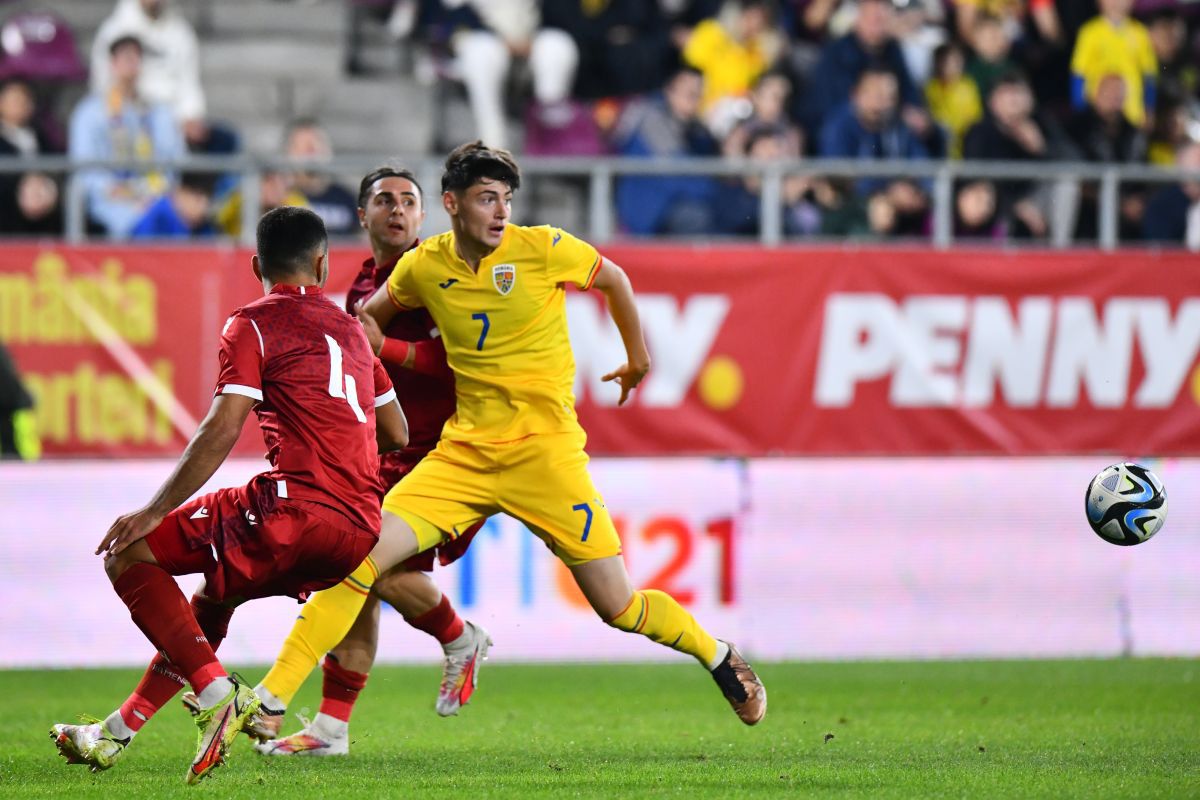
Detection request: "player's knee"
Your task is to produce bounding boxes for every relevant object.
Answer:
[370,571,404,604]
[602,590,642,632]
[102,550,134,583]
[372,568,438,618]
[103,540,159,583]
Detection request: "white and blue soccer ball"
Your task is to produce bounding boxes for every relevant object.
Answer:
[1085,462,1167,546]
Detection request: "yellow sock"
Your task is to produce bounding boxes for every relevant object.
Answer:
[607,589,718,667]
[261,557,379,705]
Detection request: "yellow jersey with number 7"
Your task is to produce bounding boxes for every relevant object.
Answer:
[386,224,602,444]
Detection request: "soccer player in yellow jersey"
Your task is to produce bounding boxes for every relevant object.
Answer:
[252,141,766,732]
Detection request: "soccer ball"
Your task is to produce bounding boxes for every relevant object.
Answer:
[1085,462,1167,546]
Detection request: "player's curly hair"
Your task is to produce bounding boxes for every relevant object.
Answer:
[357,165,424,209]
[441,141,521,194]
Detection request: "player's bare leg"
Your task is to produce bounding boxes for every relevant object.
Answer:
[253,512,422,721]
[570,555,766,725]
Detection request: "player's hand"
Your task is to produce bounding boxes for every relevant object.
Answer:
[96,508,165,556]
[356,304,385,354]
[601,359,650,406]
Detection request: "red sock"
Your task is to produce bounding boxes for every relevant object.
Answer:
[117,595,235,733]
[113,564,226,694]
[405,594,464,645]
[319,655,368,723]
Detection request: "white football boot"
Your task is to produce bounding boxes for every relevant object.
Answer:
[254,714,349,757]
[436,620,493,716]
[51,718,129,772]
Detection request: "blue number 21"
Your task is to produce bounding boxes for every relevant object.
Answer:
[471,312,490,350]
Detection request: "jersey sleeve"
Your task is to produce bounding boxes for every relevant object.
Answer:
[372,357,397,407]
[215,312,265,401]
[544,227,602,289]
[385,248,424,310]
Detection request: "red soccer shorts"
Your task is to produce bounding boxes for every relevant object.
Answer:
[146,476,377,604]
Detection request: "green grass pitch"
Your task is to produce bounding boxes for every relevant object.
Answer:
[2,659,1196,798]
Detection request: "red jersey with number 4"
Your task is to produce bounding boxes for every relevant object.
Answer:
[215,283,395,533]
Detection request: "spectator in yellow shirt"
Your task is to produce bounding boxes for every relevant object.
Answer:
[683,0,783,136]
[925,43,982,158]
[1070,0,1156,127]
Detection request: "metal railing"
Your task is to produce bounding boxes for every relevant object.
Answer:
[2,155,1196,250]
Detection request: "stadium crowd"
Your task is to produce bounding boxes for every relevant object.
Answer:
[0,0,1198,245]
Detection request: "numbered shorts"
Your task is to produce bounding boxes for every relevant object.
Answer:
[145,476,378,603]
[378,451,482,571]
[381,432,621,566]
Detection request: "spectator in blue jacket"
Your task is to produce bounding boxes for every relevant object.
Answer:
[800,0,931,144]
[614,66,721,235]
[820,67,928,191]
[130,171,216,238]
[68,35,183,238]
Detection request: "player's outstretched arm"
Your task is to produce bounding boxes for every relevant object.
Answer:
[96,394,255,556]
[591,258,651,406]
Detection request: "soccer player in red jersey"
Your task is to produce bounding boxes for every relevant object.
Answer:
[50,207,408,783]
[252,167,491,757]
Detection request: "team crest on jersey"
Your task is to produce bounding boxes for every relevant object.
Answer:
[492,263,516,295]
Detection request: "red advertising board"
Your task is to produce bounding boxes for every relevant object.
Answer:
[576,246,1200,455]
[0,245,322,458]
[2,245,1197,457]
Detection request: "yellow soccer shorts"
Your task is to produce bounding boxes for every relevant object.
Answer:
[381,431,622,566]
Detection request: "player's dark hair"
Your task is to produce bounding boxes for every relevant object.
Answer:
[358,165,424,209]
[441,141,521,194]
[255,206,328,280]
